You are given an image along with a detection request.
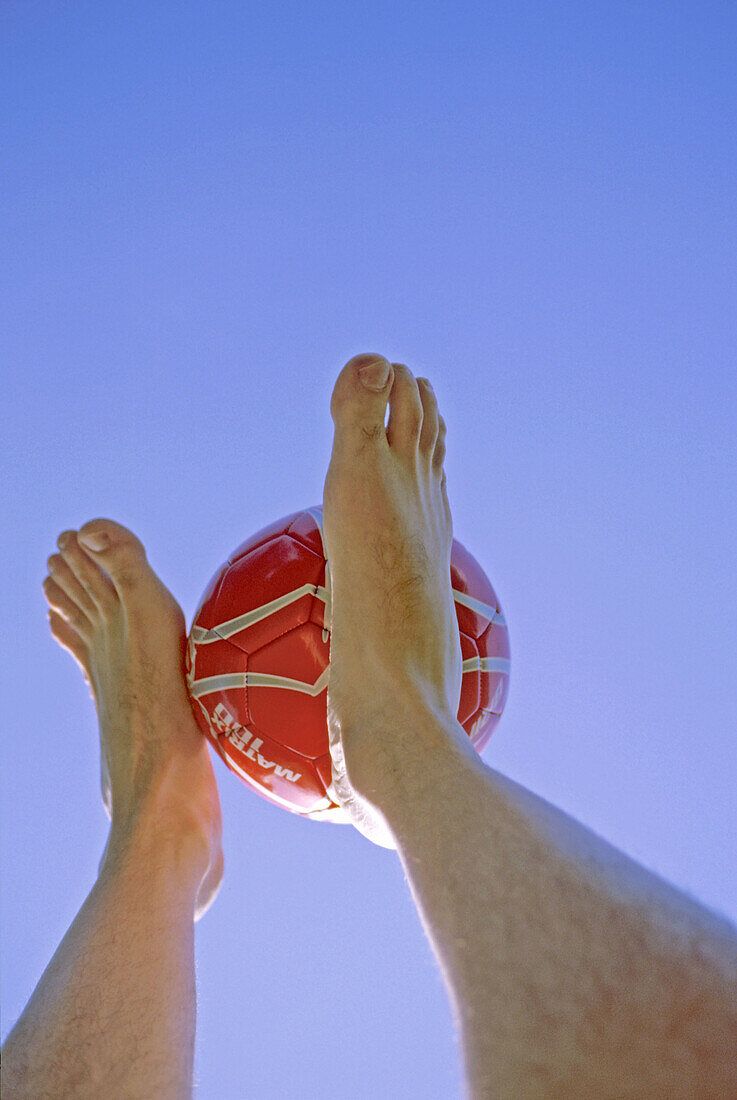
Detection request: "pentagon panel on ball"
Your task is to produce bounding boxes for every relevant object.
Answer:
[186,506,510,830]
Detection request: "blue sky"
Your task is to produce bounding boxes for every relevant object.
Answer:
[3,1,736,1096]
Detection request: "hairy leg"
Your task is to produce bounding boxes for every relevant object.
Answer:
[382,716,737,1098]
[322,355,737,1098]
[2,521,223,1098]
[2,821,206,1100]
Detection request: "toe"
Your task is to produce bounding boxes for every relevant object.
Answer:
[43,574,94,637]
[385,363,424,457]
[433,414,447,476]
[47,608,92,682]
[56,532,119,616]
[47,550,101,623]
[416,378,439,459]
[330,353,395,446]
[76,519,149,596]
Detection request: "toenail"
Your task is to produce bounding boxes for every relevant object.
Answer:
[47,555,59,573]
[57,532,72,549]
[78,531,109,551]
[358,358,390,391]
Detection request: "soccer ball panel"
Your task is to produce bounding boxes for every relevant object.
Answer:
[248,623,330,759]
[227,511,305,565]
[190,563,230,632]
[468,710,499,752]
[215,721,326,813]
[217,536,326,655]
[314,750,334,793]
[286,505,326,557]
[478,618,511,716]
[457,631,480,726]
[450,537,503,639]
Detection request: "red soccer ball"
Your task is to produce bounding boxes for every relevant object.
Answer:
[186,506,510,826]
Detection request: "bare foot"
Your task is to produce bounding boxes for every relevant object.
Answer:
[43,520,224,920]
[323,354,467,847]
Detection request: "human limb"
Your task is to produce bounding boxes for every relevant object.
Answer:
[2,521,224,1098]
[322,355,737,1098]
[1,815,208,1099]
[374,707,737,1097]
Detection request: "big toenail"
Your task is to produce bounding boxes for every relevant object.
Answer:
[78,531,109,551]
[358,359,390,391]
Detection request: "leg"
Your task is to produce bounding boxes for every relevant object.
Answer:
[2,521,224,1099]
[2,822,205,1099]
[379,715,737,1097]
[322,355,737,1097]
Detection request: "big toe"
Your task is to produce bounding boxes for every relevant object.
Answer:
[77,519,150,595]
[330,353,394,442]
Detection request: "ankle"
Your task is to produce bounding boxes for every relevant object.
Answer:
[341,701,479,819]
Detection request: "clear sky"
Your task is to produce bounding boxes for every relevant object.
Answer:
[3,1,736,1096]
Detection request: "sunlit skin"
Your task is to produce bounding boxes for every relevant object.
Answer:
[42,522,224,917]
[3,354,735,1100]
[323,355,468,846]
